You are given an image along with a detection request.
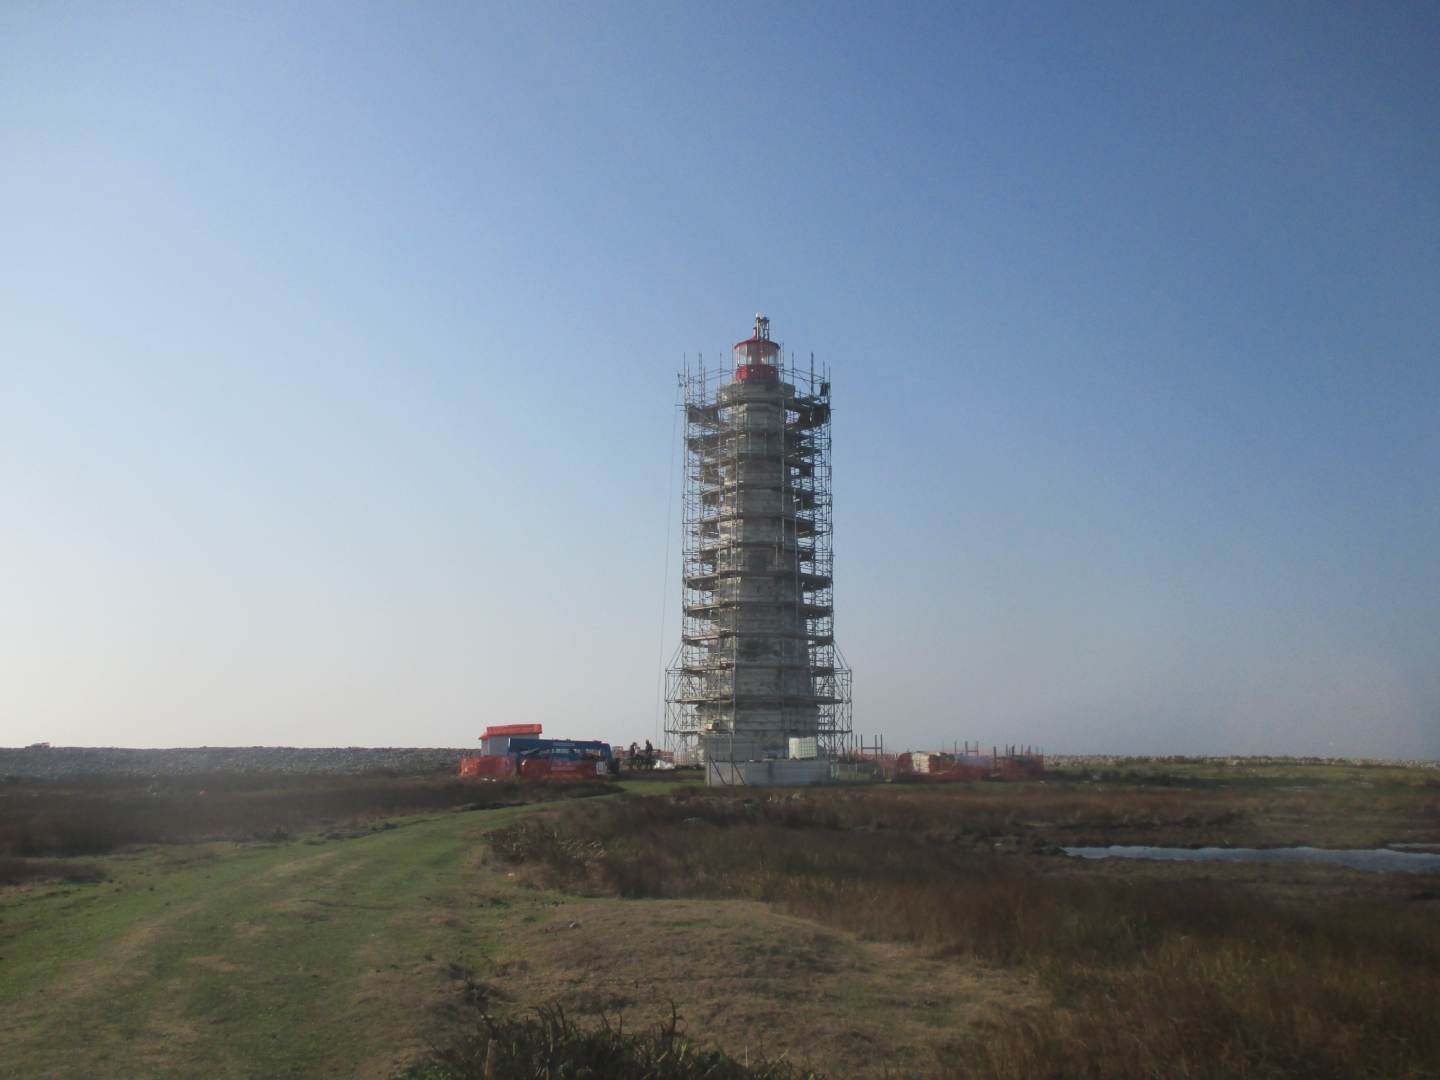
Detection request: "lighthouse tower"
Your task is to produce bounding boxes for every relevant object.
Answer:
[666,316,851,785]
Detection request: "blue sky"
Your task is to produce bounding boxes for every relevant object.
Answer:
[2,2,1437,756]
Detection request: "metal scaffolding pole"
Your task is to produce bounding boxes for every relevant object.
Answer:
[664,318,852,782]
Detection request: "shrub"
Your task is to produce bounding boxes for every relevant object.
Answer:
[404,1004,818,1079]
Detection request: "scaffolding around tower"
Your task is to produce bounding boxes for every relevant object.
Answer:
[665,317,853,784]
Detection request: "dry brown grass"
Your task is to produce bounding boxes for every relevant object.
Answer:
[489,785,1440,1079]
[0,855,107,886]
[0,773,614,856]
[486,896,1039,1079]
[402,1001,819,1080]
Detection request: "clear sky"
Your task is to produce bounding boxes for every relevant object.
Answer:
[3,2,1437,757]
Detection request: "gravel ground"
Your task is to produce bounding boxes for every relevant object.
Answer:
[0,745,472,779]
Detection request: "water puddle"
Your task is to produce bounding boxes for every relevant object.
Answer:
[1063,845,1440,874]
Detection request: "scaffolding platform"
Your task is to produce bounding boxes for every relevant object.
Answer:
[665,317,852,785]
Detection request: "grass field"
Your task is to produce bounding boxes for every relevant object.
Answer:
[2,761,1437,1077]
[0,771,613,860]
[2,804,533,1077]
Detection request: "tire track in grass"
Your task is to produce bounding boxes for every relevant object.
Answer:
[1,811,529,1078]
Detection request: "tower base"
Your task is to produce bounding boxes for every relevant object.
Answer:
[706,759,832,787]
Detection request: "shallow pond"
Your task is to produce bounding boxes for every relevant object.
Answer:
[1063,845,1440,874]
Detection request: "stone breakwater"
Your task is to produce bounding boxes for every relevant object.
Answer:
[0,746,472,780]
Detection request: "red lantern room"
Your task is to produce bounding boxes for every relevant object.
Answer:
[734,314,780,382]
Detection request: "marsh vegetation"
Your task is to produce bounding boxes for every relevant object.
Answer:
[0,770,613,860]
[487,768,1440,1078]
[4,760,1436,1078]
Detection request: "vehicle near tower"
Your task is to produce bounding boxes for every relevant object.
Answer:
[458,724,615,781]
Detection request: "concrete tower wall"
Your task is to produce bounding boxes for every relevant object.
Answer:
[666,316,852,782]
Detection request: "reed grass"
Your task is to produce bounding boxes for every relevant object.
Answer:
[490,787,1440,1078]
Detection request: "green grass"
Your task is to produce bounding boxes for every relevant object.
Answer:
[613,774,705,795]
[5,760,1435,1078]
[0,804,560,1078]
